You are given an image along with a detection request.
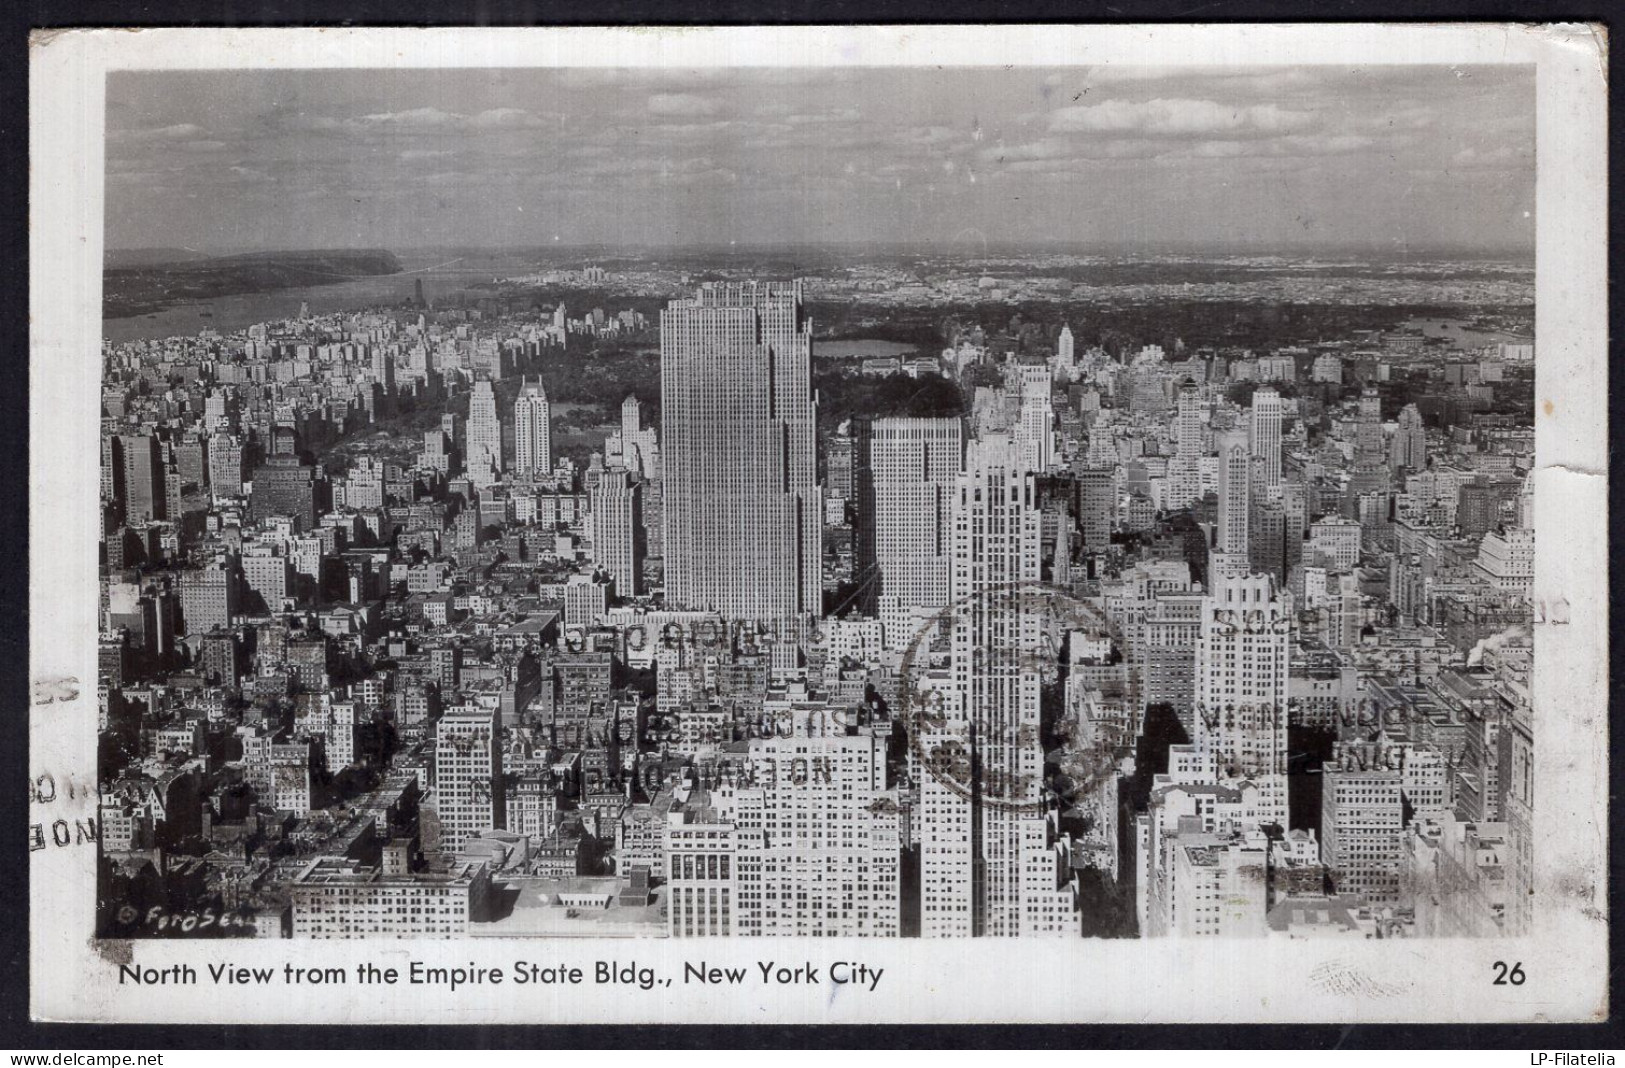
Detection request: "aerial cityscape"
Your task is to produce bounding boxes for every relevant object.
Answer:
[93,64,1537,941]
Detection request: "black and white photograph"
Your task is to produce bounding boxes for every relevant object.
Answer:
[26,24,1608,1028]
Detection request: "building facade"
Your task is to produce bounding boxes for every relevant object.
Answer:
[660,280,820,623]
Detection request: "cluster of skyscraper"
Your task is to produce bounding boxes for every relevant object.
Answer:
[96,268,1534,943]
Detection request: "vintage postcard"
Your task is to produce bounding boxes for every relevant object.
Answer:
[27,24,1608,1025]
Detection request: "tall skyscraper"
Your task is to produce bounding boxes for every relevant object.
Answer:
[101,430,122,507]
[865,416,963,647]
[206,435,243,499]
[621,394,642,445]
[118,433,166,523]
[204,389,235,433]
[371,347,395,392]
[1249,387,1283,491]
[422,428,452,475]
[1167,379,1205,509]
[513,377,552,479]
[591,469,644,597]
[175,434,208,494]
[1076,466,1116,552]
[1012,365,1056,473]
[1321,748,1403,904]
[1054,324,1076,377]
[434,707,502,854]
[1194,571,1291,827]
[1390,403,1427,473]
[1213,427,1251,577]
[1456,479,1504,538]
[466,379,502,489]
[615,394,660,480]
[921,434,1077,938]
[1355,386,1385,466]
[660,280,820,622]
[179,561,239,636]
[694,730,902,937]
[1249,494,1286,582]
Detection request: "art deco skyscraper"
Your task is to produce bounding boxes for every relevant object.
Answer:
[865,416,963,647]
[513,377,553,479]
[660,280,820,622]
[1174,381,1205,458]
[1054,324,1076,376]
[466,379,502,489]
[1167,379,1205,509]
[591,468,644,598]
[1194,571,1292,828]
[615,394,660,480]
[920,434,1077,938]
[1355,386,1385,466]
[1213,427,1251,578]
[1389,403,1427,473]
[1010,364,1056,473]
[1249,386,1283,492]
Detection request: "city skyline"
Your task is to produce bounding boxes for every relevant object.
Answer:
[106,65,1535,255]
[90,58,1543,951]
[91,255,1541,947]
[30,17,1618,1033]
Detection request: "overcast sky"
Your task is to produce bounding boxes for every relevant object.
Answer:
[105,65,1535,255]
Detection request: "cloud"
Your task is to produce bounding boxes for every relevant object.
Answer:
[1185,141,1248,158]
[102,65,1537,252]
[663,167,739,186]
[902,125,966,147]
[782,108,862,126]
[979,138,1076,164]
[1049,98,1321,138]
[566,153,725,182]
[111,122,209,143]
[979,139,1174,172]
[647,93,721,118]
[1080,66,1327,96]
[982,128,1385,170]
[1351,105,1438,132]
[1449,145,1528,169]
[108,168,166,184]
[1275,134,1379,156]
[633,120,740,139]
[470,107,547,128]
[355,107,464,127]
[227,165,276,185]
[271,106,560,144]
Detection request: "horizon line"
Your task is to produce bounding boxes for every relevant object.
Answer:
[106,240,1538,260]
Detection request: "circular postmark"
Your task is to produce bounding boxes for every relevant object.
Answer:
[896,578,1138,818]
